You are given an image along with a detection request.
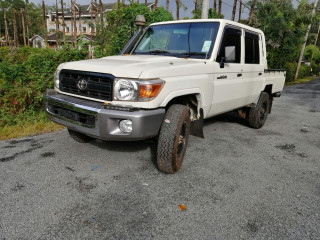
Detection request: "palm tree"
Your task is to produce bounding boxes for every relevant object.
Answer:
[166,0,169,11]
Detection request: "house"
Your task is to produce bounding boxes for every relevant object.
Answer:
[29,2,155,48]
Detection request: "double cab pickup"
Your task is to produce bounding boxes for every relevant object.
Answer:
[45,19,285,173]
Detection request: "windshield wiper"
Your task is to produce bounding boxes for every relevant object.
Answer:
[179,52,207,56]
[148,50,170,54]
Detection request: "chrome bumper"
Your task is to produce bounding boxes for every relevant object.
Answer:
[44,90,165,141]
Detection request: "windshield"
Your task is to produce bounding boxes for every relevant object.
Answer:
[133,22,220,59]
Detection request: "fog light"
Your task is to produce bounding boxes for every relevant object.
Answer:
[119,120,133,133]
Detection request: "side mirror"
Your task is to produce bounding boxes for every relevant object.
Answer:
[220,57,225,68]
[225,46,236,62]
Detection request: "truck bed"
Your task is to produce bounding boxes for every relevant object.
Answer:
[264,69,286,93]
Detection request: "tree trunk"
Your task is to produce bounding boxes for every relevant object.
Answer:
[238,0,242,22]
[72,0,77,46]
[13,10,19,47]
[3,8,10,46]
[145,0,148,6]
[99,0,103,25]
[294,0,320,81]
[56,0,60,48]
[25,4,30,46]
[61,0,66,36]
[231,0,237,21]
[166,0,170,11]
[155,0,158,9]
[249,0,255,25]
[218,0,222,17]
[176,0,180,20]
[194,0,198,11]
[213,0,217,12]
[21,9,27,47]
[79,6,82,35]
[310,24,320,66]
[94,0,98,26]
[42,0,48,47]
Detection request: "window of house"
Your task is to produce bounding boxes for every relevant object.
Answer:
[217,27,241,63]
[75,27,77,32]
[66,27,70,32]
[245,31,260,64]
[82,27,86,32]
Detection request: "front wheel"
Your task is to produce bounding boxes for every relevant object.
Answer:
[248,92,270,129]
[157,104,191,174]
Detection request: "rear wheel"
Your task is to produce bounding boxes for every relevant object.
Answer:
[68,129,94,143]
[248,92,270,129]
[157,104,191,174]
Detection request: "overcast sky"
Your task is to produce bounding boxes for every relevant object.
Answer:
[30,0,303,20]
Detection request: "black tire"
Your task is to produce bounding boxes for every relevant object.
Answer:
[157,104,191,174]
[248,92,270,129]
[68,129,94,143]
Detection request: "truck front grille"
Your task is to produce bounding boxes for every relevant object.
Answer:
[59,70,114,101]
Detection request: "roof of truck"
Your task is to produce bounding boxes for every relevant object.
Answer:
[150,19,263,35]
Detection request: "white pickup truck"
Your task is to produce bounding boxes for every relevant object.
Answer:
[45,19,285,173]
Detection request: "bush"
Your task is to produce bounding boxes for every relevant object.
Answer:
[285,62,310,82]
[0,47,88,127]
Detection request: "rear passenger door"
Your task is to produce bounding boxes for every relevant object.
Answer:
[241,30,264,104]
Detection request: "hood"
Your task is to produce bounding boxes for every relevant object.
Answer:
[58,55,207,79]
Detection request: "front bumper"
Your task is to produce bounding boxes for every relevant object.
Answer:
[44,90,165,141]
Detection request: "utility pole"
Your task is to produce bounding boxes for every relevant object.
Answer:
[201,0,209,19]
[294,0,319,81]
[231,0,237,21]
[238,0,242,22]
[56,0,60,48]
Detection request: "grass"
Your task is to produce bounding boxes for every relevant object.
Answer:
[0,120,64,141]
[285,75,319,86]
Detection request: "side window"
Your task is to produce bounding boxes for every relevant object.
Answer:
[217,27,241,63]
[245,31,260,64]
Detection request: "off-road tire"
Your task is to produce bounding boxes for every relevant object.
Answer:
[68,129,94,143]
[248,92,270,129]
[157,104,191,174]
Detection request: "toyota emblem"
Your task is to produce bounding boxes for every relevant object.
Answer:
[77,79,88,90]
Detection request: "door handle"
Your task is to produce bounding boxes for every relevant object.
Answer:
[237,74,242,77]
[258,73,262,76]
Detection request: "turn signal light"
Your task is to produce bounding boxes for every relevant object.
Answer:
[139,83,162,99]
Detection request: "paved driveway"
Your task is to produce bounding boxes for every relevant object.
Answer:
[1,79,319,239]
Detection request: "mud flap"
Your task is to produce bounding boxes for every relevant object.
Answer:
[190,109,204,138]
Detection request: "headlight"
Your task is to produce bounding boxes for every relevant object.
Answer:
[114,79,139,101]
[54,70,60,89]
[114,78,164,102]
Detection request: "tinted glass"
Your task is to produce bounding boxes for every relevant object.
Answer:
[217,27,241,63]
[133,22,220,59]
[245,31,260,64]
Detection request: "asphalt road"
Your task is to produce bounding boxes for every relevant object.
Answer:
[1,79,320,240]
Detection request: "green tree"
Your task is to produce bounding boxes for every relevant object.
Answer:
[94,3,173,57]
[251,0,312,69]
